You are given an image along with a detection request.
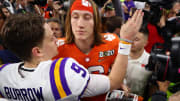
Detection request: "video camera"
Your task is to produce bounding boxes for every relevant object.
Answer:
[145,37,180,92]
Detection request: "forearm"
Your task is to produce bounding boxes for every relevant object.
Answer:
[108,10,143,91]
[109,54,128,91]
[82,74,110,97]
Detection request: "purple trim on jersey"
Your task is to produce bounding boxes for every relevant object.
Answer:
[50,59,60,100]
[78,76,90,100]
[0,90,4,98]
[60,58,72,96]
[0,64,9,71]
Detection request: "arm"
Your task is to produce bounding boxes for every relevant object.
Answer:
[109,10,144,91]
[100,0,112,16]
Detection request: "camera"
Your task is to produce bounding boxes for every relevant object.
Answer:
[145,37,180,92]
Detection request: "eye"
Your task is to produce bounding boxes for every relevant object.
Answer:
[71,14,79,19]
[55,28,59,31]
[84,14,92,20]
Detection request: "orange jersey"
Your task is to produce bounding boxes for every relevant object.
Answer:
[53,33,120,101]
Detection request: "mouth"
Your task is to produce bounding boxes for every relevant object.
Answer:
[76,31,85,34]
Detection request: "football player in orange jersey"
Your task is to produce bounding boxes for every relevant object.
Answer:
[53,0,141,101]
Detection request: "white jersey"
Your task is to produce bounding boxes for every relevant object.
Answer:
[0,58,90,101]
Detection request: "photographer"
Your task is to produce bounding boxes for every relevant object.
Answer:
[151,81,170,101]
[152,81,180,101]
[157,0,180,51]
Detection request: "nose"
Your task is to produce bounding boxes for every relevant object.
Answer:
[77,17,85,28]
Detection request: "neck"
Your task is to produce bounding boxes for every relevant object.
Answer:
[130,49,144,59]
[24,59,40,68]
[75,38,94,54]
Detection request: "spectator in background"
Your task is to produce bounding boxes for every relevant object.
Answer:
[1,6,11,17]
[105,16,123,37]
[151,81,170,101]
[137,2,165,53]
[15,0,28,13]
[47,17,64,38]
[0,0,15,14]
[0,5,21,64]
[100,0,115,17]
[51,0,67,28]
[124,24,152,98]
[145,0,180,53]
[0,5,6,50]
[122,0,135,21]
[0,5,6,31]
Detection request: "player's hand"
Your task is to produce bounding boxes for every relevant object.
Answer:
[120,84,130,96]
[120,10,144,41]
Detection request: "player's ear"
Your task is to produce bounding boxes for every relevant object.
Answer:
[32,47,43,57]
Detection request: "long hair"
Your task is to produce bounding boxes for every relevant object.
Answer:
[65,0,104,45]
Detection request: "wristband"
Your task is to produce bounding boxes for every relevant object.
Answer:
[120,38,133,44]
[118,42,132,55]
[120,40,131,45]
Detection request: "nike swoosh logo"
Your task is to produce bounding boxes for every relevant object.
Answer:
[120,47,125,49]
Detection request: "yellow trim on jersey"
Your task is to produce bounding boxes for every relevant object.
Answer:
[54,58,67,98]
[0,64,4,68]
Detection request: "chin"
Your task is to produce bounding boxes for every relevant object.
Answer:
[76,37,87,41]
[130,49,136,52]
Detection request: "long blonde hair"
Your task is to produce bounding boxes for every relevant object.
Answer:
[65,0,104,45]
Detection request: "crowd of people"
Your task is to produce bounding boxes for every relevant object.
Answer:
[0,0,180,101]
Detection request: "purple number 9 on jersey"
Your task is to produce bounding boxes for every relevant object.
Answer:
[71,63,87,78]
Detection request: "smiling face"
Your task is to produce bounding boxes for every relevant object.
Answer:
[71,10,94,41]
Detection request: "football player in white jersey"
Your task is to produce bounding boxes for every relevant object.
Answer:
[0,1,143,101]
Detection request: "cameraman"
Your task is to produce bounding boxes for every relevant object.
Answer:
[156,0,180,50]
[151,81,170,101]
[152,81,180,101]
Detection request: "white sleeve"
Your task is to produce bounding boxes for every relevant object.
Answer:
[82,74,110,97]
[0,98,9,101]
